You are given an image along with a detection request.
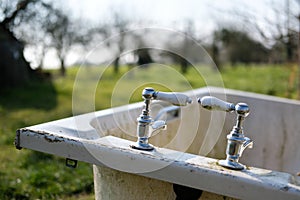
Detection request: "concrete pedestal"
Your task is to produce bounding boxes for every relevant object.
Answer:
[93,165,175,200]
[93,165,237,200]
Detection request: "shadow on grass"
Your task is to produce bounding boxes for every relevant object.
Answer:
[0,79,57,110]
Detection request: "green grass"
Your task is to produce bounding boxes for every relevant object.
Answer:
[0,63,298,199]
[221,64,297,98]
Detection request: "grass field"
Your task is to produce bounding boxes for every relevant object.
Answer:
[0,64,298,199]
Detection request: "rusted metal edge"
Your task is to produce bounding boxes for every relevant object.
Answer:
[15,129,22,150]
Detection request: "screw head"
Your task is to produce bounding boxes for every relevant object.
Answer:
[235,103,250,117]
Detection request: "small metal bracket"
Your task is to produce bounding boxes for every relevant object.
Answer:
[66,158,78,168]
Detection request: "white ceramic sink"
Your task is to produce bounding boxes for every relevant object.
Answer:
[16,87,300,199]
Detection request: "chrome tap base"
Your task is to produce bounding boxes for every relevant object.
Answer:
[218,159,245,170]
[130,142,154,151]
[131,136,155,151]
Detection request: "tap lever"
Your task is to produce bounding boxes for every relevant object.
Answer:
[198,96,235,112]
[154,91,192,106]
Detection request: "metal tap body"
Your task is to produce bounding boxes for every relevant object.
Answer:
[133,88,163,151]
[199,97,253,170]
[131,87,192,151]
[219,103,253,170]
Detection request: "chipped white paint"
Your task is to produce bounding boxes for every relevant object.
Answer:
[16,87,300,199]
[17,132,300,199]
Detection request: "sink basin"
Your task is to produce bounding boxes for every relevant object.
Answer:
[16,87,300,199]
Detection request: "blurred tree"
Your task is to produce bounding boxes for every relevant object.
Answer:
[0,0,37,87]
[13,1,52,70]
[15,1,90,76]
[131,32,153,67]
[91,11,130,74]
[110,12,129,74]
[211,32,220,69]
[0,0,90,82]
[44,6,88,76]
[180,20,194,74]
[219,0,299,99]
[232,0,299,63]
[136,48,153,67]
[212,28,269,66]
[237,0,299,99]
[162,20,196,74]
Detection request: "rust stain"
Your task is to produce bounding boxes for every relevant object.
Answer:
[20,128,78,143]
[43,135,64,143]
[21,128,49,135]
[280,186,290,192]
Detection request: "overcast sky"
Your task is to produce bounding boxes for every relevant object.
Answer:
[37,0,298,68]
[62,0,273,32]
[63,0,268,21]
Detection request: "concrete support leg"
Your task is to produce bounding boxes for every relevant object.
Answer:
[93,165,175,200]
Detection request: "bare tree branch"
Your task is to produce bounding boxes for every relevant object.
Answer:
[0,0,34,27]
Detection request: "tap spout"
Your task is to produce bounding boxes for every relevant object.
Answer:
[240,137,253,156]
[151,120,167,136]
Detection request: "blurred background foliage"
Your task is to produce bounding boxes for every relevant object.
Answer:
[0,0,299,199]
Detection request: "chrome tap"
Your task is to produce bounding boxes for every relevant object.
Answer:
[198,96,253,170]
[131,87,192,151]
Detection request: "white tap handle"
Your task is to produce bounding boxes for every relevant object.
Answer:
[198,96,235,112]
[154,92,192,106]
